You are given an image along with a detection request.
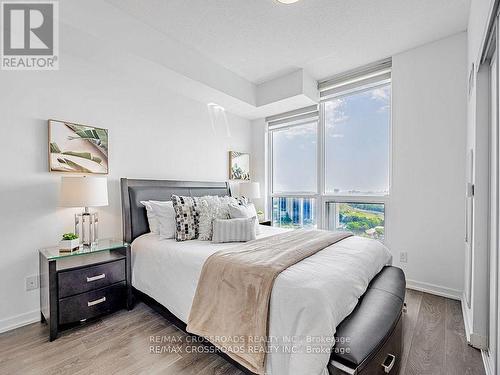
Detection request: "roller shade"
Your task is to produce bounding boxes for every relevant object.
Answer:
[266,105,319,130]
[319,58,392,100]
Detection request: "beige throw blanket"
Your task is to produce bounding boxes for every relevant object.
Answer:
[187,229,352,374]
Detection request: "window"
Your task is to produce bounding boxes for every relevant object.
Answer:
[272,122,317,194]
[267,60,391,240]
[326,202,385,240]
[272,197,316,229]
[324,84,390,195]
[268,107,320,228]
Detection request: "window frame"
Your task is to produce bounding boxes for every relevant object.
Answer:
[267,71,392,241]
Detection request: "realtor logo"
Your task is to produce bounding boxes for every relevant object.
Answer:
[1,1,59,70]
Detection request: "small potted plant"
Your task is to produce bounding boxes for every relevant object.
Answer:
[257,210,265,222]
[59,233,80,252]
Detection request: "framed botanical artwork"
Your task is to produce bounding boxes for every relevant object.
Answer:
[229,151,250,180]
[48,120,108,174]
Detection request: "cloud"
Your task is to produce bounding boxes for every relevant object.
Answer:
[282,123,317,139]
[368,86,390,113]
[377,104,390,113]
[325,98,349,130]
[370,86,390,102]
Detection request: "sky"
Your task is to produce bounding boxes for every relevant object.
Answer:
[273,84,390,194]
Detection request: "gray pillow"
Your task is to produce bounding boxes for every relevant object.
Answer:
[212,218,257,243]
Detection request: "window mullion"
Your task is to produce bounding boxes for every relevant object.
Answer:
[267,130,273,220]
[318,102,326,229]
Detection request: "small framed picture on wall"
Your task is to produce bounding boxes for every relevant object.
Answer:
[229,151,250,180]
[48,119,109,174]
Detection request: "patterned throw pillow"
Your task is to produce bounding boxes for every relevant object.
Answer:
[198,196,220,241]
[171,195,199,241]
[198,195,240,241]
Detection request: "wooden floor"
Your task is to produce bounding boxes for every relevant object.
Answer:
[0,290,485,375]
[401,290,484,375]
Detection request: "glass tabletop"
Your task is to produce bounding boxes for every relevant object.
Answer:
[40,238,128,260]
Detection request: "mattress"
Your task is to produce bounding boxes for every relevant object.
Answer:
[131,225,392,375]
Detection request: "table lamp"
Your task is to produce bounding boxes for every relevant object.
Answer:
[239,182,261,202]
[60,176,108,246]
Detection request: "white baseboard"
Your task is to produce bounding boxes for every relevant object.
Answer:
[0,310,40,334]
[406,279,462,300]
[481,349,494,375]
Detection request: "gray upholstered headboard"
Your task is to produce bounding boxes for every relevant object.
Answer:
[120,178,231,243]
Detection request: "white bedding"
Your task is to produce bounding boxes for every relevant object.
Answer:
[132,226,392,375]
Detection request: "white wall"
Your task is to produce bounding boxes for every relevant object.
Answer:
[251,32,468,298]
[0,54,252,332]
[390,32,467,297]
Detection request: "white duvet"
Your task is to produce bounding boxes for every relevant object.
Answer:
[131,226,391,375]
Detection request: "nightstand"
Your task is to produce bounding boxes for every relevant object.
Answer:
[39,239,132,341]
[259,220,272,226]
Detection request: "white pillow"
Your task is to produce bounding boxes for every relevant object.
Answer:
[212,218,256,243]
[142,200,175,239]
[228,202,260,234]
[140,200,160,233]
[151,201,176,240]
[198,195,240,241]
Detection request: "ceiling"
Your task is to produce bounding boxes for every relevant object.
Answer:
[106,0,470,84]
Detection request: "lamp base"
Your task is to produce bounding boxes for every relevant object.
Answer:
[75,208,99,246]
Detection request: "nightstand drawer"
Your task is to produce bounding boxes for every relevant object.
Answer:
[59,282,126,325]
[58,259,125,298]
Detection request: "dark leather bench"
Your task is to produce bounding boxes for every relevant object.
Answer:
[329,266,406,375]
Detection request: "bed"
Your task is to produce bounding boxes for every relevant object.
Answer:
[121,178,405,375]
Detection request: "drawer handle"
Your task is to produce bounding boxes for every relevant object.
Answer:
[87,273,106,282]
[382,354,396,373]
[87,297,106,307]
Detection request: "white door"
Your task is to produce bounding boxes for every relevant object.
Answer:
[489,37,499,373]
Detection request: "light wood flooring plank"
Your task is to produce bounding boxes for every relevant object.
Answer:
[404,293,447,375]
[444,299,485,375]
[399,289,423,375]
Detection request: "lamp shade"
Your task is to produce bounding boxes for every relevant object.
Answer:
[239,182,261,199]
[60,176,108,208]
